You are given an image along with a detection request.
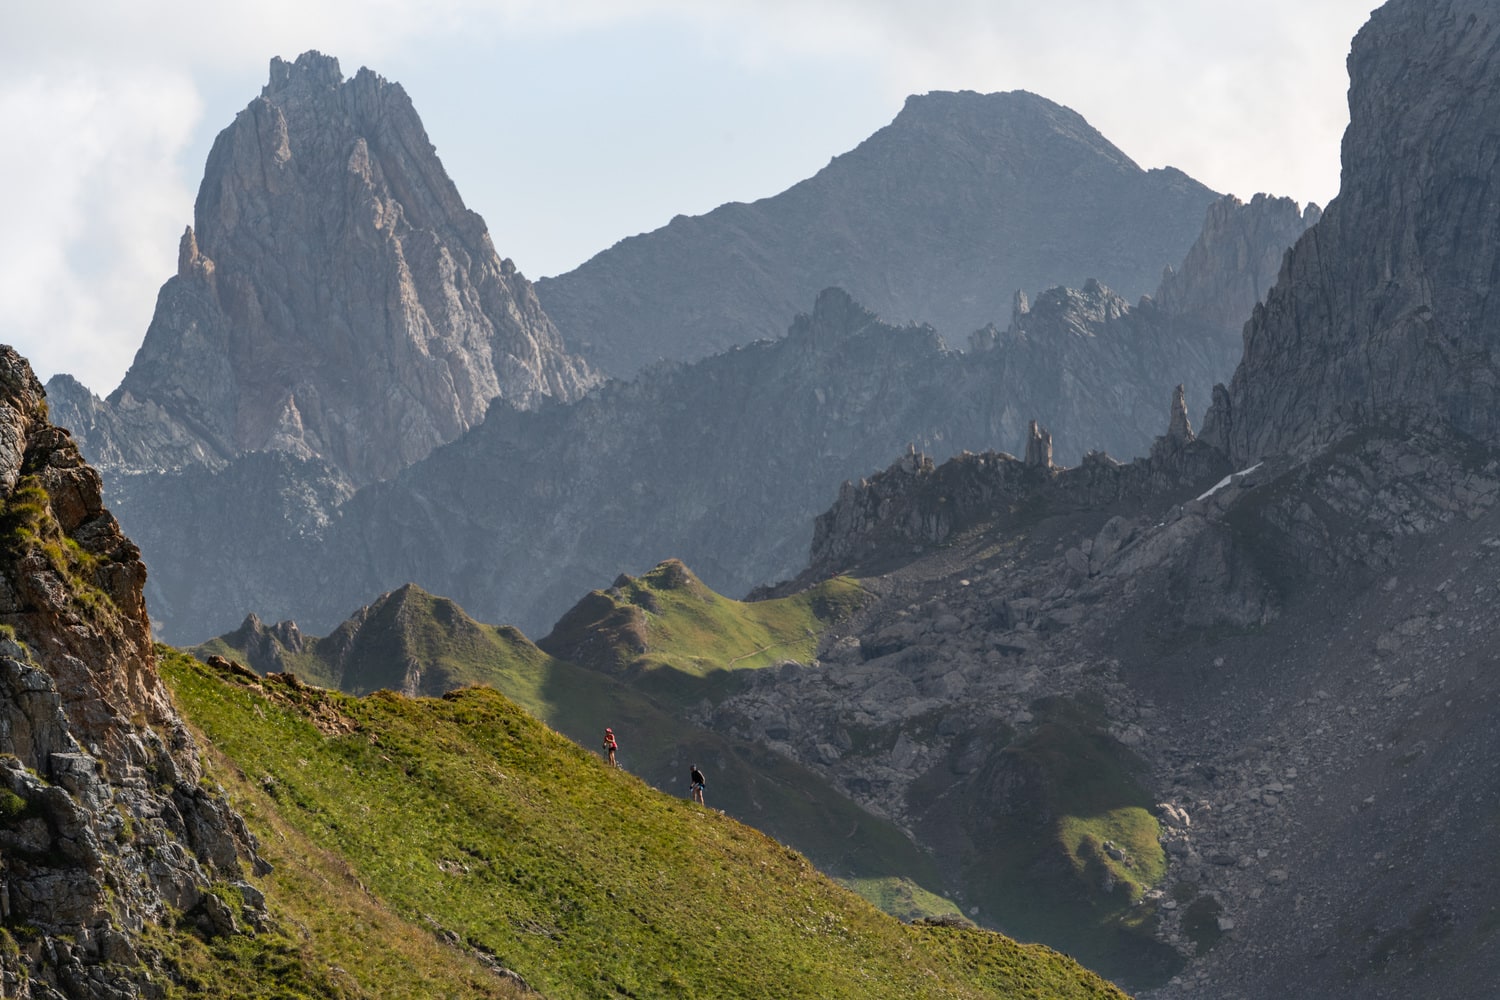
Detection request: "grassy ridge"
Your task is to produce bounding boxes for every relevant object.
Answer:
[608,561,865,676]
[536,561,867,715]
[162,648,1130,1000]
[193,573,959,917]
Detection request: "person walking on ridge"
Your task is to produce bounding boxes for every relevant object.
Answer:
[603,728,619,768]
[690,764,706,805]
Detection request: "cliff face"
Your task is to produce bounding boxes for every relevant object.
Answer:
[537,89,1220,378]
[55,51,594,486]
[0,349,260,997]
[1203,0,1500,464]
[1152,194,1321,338]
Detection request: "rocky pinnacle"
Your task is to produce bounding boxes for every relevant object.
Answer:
[93,50,595,485]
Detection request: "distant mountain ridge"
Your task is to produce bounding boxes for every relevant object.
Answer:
[108,192,1310,644]
[537,88,1222,377]
[36,54,1308,650]
[50,50,594,487]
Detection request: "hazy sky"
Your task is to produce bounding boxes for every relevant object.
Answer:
[3,1,1379,395]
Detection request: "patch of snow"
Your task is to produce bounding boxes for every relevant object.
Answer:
[1196,462,1264,502]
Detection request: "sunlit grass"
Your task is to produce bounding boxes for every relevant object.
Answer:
[161,647,1130,1000]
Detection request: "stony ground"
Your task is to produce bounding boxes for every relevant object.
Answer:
[712,427,1500,998]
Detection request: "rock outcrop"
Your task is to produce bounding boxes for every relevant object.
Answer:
[974,195,1314,464]
[1202,0,1500,465]
[798,389,1228,587]
[537,89,1221,377]
[52,51,594,486]
[1152,194,1320,341]
[0,348,262,997]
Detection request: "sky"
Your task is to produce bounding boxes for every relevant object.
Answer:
[2,1,1379,396]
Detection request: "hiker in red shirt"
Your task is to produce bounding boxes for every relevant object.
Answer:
[603,728,619,768]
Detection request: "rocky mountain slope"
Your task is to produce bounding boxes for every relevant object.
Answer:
[49,51,594,487]
[0,348,264,997]
[691,1,1500,995]
[537,89,1221,378]
[1203,0,1500,466]
[112,191,1310,645]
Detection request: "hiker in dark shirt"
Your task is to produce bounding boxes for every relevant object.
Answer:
[690,764,706,805]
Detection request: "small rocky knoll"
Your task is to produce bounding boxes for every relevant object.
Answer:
[0,348,263,997]
[537,89,1220,378]
[50,51,594,487]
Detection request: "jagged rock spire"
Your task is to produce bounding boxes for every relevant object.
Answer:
[1168,383,1194,442]
[1025,420,1054,469]
[105,50,596,486]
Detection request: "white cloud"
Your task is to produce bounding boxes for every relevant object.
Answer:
[0,66,200,395]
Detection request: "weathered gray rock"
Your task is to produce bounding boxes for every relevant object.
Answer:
[0,348,261,996]
[1202,0,1500,465]
[52,51,594,487]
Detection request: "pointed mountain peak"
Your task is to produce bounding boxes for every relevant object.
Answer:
[891,89,1136,169]
[265,49,345,96]
[538,86,1216,379]
[91,51,595,486]
[373,581,432,608]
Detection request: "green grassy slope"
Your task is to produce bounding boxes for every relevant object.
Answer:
[193,572,955,917]
[162,648,1130,1000]
[538,560,866,710]
[908,696,1179,986]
